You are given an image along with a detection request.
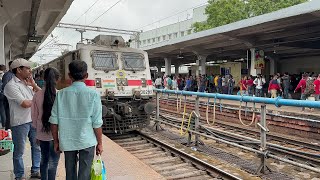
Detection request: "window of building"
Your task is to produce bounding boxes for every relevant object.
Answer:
[181,31,185,37]
[152,38,155,43]
[143,40,146,45]
[168,34,172,39]
[147,39,151,44]
[173,32,178,38]
[187,29,192,35]
[157,37,161,42]
[162,35,166,41]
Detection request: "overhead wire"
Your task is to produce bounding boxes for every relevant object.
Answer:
[133,2,208,31]
[73,0,102,24]
[88,0,124,25]
[66,0,124,46]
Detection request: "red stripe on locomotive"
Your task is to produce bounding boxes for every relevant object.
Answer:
[85,80,95,86]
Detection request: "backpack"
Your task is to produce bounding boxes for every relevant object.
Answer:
[304,78,315,96]
[167,78,172,86]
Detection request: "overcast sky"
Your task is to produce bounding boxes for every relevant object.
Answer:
[32,0,208,63]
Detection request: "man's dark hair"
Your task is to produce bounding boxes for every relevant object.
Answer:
[8,61,13,67]
[68,60,88,81]
[12,66,24,75]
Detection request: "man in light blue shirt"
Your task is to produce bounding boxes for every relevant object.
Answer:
[49,60,103,180]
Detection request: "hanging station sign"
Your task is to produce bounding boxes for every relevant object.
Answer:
[255,50,265,69]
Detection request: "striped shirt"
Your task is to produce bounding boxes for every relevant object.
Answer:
[49,82,103,151]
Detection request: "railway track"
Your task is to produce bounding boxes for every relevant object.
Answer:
[108,131,241,180]
[158,96,320,141]
[156,109,320,169]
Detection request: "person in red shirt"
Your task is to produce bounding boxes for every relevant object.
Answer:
[239,76,247,95]
[268,75,282,98]
[313,74,320,101]
[294,73,308,96]
[246,76,254,96]
[294,73,309,111]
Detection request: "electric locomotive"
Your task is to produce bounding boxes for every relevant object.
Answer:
[33,35,154,134]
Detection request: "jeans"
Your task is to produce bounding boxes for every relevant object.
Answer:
[228,87,234,95]
[199,86,206,92]
[64,146,95,180]
[301,94,308,111]
[248,86,254,96]
[40,140,60,180]
[315,94,320,101]
[255,89,263,97]
[4,97,10,129]
[11,122,41,178]
[283,88,289,99]
[0,99,6,128]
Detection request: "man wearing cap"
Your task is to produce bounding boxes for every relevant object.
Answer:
[4,58,42,180]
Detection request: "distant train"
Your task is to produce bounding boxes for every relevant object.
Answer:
[33,35,154,134]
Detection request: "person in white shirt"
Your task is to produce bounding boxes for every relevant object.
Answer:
[172,76,178,90]
[155,76,162,89]
[254,74,266,97]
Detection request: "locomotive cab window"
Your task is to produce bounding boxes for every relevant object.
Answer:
[122,52,145,71]
[92,51,118,70]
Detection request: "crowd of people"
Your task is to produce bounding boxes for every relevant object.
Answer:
[0,59,103,180]
[154,72,320,104]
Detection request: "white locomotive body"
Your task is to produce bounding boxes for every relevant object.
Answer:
[33,35,154,133]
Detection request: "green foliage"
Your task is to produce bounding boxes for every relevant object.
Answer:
[193,0,308,32]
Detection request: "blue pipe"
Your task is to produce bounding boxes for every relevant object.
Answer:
[154,89,320,108]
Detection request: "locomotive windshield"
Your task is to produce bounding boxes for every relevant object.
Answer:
[92,51,118,70]
[121,52,145,71]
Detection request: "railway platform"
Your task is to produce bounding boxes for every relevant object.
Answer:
[0,135,164,180]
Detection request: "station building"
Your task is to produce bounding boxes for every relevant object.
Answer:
[131,1,320,82]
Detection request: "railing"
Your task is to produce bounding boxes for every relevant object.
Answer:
[153,89,320,175]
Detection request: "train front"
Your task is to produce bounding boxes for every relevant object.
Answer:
[83,35,154,134]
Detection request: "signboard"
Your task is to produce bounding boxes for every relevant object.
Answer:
[255,50,265,69]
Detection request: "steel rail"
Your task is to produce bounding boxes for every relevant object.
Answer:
[136,131,242,180]
[151,117,320,173]
[159,112,320,164]
[160,101,320,151]
[159,111,320,162]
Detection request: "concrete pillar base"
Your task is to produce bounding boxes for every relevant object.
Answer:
[164,58,171,76]
[174,64,179,75]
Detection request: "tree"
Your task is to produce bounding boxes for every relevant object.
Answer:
[193,0,308,32]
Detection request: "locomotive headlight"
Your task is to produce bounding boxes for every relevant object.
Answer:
[95,78,102,88]
[116,78,122,86]
[141,78,146,87]
[122,78,128,86]
[116,78,128,86]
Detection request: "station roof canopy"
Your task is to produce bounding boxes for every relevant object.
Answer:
[143,0,320,66]
[0,0,74,60]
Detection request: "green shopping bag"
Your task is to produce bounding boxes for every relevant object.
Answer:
[91,155,107,180]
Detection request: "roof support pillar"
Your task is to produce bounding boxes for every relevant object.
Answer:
[195,54,208,76]
[0,25,5,65]
[268,56,278,75]
[164,57,171,76]
[250,48,261,76]
[174,64,180,75]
